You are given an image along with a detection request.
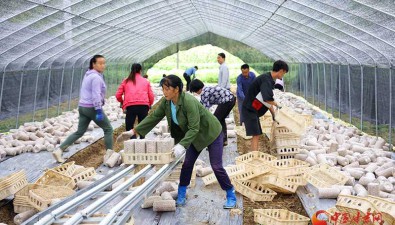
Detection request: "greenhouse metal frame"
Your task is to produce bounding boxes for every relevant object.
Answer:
[0,0,394,146]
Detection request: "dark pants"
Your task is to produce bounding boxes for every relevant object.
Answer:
[237,98,244,126]
[125,105,149,139]
[183,73,191,91]
[179,132,233,190]
[214,98,236,143]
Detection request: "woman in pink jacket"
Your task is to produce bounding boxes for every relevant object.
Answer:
[116,63,154,139]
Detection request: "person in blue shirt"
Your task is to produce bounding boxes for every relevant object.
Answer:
[236,64,256,125]
[183,66,198,91]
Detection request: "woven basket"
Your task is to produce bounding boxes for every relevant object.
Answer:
[253,209,310,225]
[0,170,28,201]
[35,170,75,189]
[367,195,395,225]
[51,161,76,177]
[303,164,348,188]
[254,174,299,194]
[233,180,276,202]
[121,152,174,165]
[72,167,96,183]
[202,164,245,186]
[336,195,378,222]
[28,186,75,211]
[268,159,310,177]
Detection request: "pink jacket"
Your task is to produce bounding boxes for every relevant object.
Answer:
[116,74,155,110]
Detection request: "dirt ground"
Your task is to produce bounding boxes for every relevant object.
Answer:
[233,100,311,225]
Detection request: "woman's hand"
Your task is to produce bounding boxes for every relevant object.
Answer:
[172,144,186,158]
[116,129,135,143]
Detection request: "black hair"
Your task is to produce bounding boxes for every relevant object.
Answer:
[163,74,166,77]
[162,75,183,93]
[194,66,198,70]
[189,79,204,93]
[127,63,142,84]
[218,53,226,59]
[89,55,105,70]
[241,64,249,70]
[272,60,289,72]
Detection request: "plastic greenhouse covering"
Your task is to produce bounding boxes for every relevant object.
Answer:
[0,0,394,146]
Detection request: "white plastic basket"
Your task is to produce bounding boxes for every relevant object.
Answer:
[253,209,310,225]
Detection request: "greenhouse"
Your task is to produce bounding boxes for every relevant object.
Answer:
[0,0,394,225]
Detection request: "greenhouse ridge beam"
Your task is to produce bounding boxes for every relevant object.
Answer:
[1,0,395,70]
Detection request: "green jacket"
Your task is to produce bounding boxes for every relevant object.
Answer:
[135,92,222,151]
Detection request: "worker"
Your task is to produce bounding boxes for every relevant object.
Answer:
[183,66,198,91]
[115,63,155,139]
[236,64,256,126]
[116,75,237,209]
[217,53,230,90]
[189,79,236,146]
[242,60,288,152]
[52,55,113,163]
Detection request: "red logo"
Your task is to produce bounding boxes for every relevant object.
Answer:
[312,210,384,225]
[312,210,328,225]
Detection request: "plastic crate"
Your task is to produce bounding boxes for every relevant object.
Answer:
[303,164,348,188]
[253,209,310,225]
[235,151,277,173]
[166,163,196,188]
[202,164,245,186]
[285,175,307,186]
[367,195,395,225]
[274,146,301,160]
[233,180,276,202]
[35,170,75,189]
[14,195,35,213]
[121,152,174,165]
[271,126,295,137]
[253,174,299,194]
[274,107,307,134]
[336,195,378,221]
[51,161,76,177]
[274,136,301,148]
[268,159,310,177]
[14,184,50,213]
[124,139,135,153]
[29,186,75,211]
[300,114,313,126]
[231,165,271,181]
[0,170,28,201]
[72,167,96,183]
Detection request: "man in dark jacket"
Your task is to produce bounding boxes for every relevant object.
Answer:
[242,60,288,152]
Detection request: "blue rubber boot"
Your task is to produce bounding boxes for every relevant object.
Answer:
[176,185,187,206]
[223,187,237,209]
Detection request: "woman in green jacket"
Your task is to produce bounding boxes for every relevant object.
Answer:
[116,75,236,209]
